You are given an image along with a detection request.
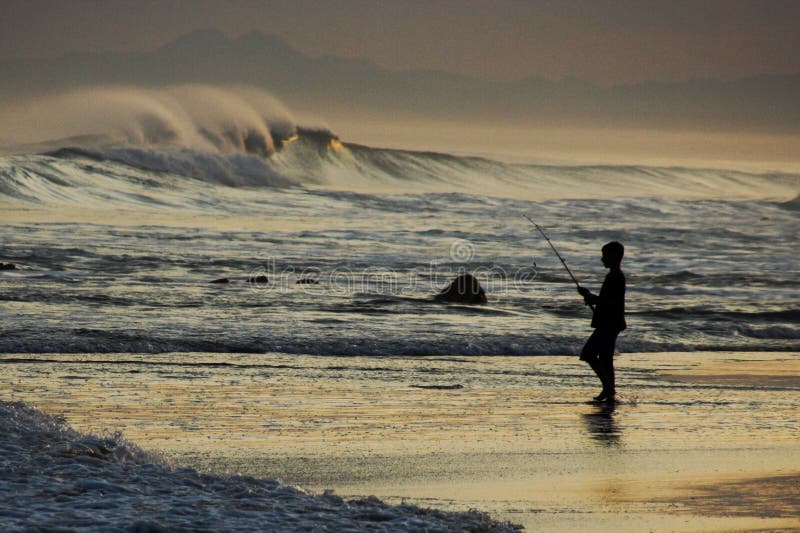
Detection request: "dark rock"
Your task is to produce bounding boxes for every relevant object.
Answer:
[247,275,269,283]
[0,262,16,270]
[210,278,230,284]
[296,278,318,285]
[434,273,487,304]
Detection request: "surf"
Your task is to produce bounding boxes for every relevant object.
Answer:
[1,85,799,204]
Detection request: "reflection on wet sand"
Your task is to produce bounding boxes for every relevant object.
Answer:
[582,402,621,446]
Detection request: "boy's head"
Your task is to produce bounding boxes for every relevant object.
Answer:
[601,241,624,268]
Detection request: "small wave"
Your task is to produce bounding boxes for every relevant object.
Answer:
[644,271,800,288]
[778,193,800,210]
[733,324,800,340]
[0,332,577,356]
[651,270,705,283]
[632,307,800,322]
[0,337,795,355]
[1,327,796,355]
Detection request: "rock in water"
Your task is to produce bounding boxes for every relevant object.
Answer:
[434,273,487,304]
[210,278,230,284]
[0,262,16,270]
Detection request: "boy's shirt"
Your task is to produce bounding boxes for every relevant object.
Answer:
[591,269,626,331]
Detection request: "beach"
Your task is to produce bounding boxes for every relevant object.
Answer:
[2,8,800,530]
[2,351,798,531]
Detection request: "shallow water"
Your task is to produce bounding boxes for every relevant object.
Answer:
[2,351,798,531]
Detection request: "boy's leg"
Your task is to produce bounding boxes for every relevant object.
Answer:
[581,330,609,397]
[587,358,612,400]
[598,358,615,397]
[597,330,619,401]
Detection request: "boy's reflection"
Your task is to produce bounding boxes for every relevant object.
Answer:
[583,402,621,446]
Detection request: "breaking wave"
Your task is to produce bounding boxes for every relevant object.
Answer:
[46,146,299,188]
[1,85,297,156]
[1,85,799,203]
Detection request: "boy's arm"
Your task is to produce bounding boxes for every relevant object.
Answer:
[577,286,599,304]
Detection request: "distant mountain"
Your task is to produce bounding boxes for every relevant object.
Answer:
[2,29,799,133]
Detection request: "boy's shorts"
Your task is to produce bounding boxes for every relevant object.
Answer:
[580,328,620,361]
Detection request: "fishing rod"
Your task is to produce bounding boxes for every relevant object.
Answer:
[523,214,594,311]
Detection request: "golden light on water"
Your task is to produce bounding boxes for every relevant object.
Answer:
[2,352,799,531]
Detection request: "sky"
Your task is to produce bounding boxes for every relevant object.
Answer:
[2,0,799,85]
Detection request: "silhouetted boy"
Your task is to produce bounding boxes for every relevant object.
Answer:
[577,241,626,403]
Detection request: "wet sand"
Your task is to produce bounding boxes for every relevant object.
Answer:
[1,351,798,531]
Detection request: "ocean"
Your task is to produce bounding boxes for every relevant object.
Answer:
[1,111,798,357]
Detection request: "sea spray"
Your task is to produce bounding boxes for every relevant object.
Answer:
[0,85,297,155]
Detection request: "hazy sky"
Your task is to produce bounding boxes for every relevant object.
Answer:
[2,0,799,85]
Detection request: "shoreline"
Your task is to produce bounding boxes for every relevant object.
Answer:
[0,400,519,531]
[2,351,799,531]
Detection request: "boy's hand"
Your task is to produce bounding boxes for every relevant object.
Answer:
[577,286,591,297]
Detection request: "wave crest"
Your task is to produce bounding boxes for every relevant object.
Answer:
[1,85,298,157]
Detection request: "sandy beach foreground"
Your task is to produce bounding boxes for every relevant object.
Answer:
[1,351,798,531]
